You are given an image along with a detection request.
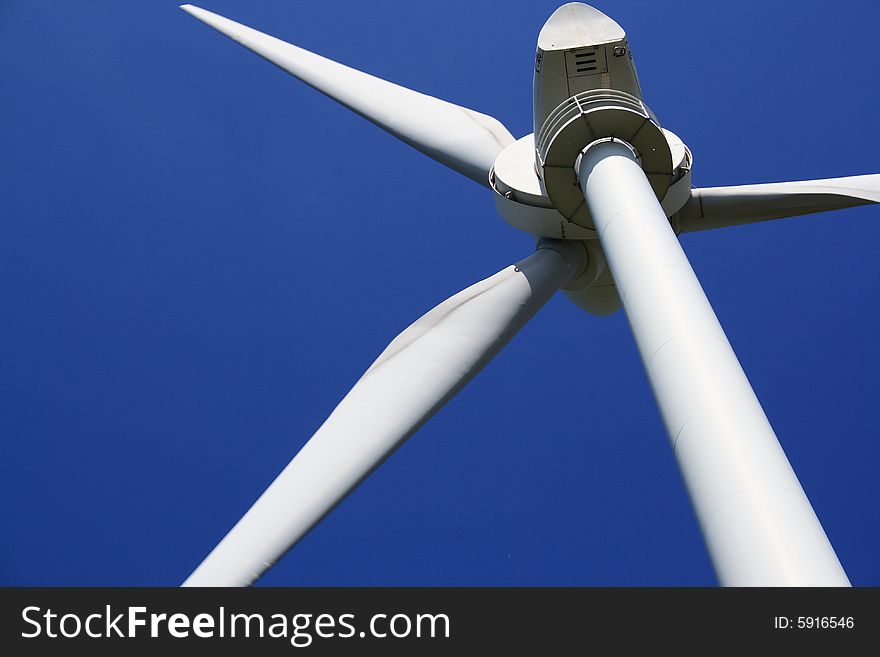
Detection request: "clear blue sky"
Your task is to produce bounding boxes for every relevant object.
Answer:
[2,0,878,586]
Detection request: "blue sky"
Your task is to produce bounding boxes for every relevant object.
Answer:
[2,0,878,586]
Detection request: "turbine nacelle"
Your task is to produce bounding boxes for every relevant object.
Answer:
[493,3,693,240]
[491,3,693,314]
[533,3,643,135]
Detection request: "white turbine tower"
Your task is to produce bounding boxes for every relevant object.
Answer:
[179,3,878,587]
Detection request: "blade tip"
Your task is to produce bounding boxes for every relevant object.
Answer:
[179,4,202,18]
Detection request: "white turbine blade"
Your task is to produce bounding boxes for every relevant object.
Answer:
[180,4,514,186]
[677,174,880,233]
[183,240,585,587]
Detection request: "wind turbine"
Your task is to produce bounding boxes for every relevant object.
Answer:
[179,3,878,587]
